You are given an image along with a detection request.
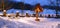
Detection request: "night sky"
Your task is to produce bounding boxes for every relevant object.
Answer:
[9,0,57,6]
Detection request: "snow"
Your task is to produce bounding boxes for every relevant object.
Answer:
[6,8,56,14]
[0,16,60,28]
[42,9,56,14]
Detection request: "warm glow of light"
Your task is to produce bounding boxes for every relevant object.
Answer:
[3,10,6,12]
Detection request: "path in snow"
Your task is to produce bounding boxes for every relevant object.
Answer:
[0,17,60,28]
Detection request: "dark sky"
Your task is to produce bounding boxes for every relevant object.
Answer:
[9,0,57,6]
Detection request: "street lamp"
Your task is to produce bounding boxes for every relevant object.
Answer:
[35,3,43,21]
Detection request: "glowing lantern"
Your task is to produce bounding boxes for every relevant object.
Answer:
[3,10,7,17]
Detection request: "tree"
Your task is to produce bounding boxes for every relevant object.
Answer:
[0,0,13,11]
[48,0,60,17]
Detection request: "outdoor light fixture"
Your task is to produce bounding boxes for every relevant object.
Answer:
[35,3,43,21]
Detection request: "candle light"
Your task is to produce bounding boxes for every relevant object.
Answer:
[3,10,6,17]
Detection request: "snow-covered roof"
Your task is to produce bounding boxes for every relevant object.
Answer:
[6,8,56,14]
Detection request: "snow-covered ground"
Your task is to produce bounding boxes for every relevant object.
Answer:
[0,16,60,28]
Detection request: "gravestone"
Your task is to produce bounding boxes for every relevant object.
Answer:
[33,14,36,17]
[16,11,19,17]
[48,14,50,18]
[26,13,30,17]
